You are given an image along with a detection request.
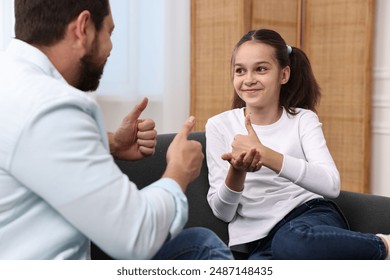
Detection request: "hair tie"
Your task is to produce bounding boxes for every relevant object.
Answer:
[286,45,292,55]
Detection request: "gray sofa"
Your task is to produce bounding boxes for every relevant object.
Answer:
[91,132,390,259]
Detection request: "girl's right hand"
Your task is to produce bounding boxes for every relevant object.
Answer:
[222,148,262,173]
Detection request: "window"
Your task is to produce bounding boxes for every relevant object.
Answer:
[98,0,165,99]
[97,0,191,133]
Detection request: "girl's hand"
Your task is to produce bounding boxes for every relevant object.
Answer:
[227,114,263,171]
[222,148,262,172]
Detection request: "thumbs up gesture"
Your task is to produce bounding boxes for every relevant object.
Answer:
[109,97,157,160]
[222,114,262,172]
[164,116,204,191]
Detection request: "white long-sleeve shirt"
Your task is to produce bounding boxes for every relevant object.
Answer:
[206,107,340,246]
[0,39,187,260]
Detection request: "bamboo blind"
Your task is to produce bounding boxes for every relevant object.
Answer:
[303,0,374,193]
[190,0,250,130]
[251,0,302,47]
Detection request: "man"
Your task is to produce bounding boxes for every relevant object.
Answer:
[0,0,232,260]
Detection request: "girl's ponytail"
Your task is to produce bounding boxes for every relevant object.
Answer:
[281,47,321,114]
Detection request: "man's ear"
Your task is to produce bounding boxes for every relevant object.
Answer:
[71,11,95,52]
[281,66,290,85]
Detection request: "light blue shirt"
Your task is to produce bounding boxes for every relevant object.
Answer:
[0,39,188,259]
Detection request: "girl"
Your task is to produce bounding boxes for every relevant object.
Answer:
[205,29,390,259]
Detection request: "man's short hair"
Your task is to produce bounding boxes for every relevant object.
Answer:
[14,0,109,46]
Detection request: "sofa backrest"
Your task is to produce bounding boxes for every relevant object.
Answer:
[113,131,390,239]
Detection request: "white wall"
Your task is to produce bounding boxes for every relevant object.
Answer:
[371,0,390,197]
[0,0,14,50]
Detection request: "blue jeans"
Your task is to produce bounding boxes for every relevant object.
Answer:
[244,198,387,260]
[152,227,233,260]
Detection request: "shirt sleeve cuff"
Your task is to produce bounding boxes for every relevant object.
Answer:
[218,183,242,204]
[149,178,188,239]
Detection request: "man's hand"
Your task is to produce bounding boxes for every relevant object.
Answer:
[108,97,157,161]
[163,116,204,192]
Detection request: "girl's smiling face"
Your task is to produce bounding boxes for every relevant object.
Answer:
[233,41,290,112]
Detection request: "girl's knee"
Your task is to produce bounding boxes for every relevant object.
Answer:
[272,224,313,259]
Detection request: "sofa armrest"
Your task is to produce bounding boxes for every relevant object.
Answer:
[332,191,390,234]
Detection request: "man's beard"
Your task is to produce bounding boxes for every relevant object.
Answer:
[76,52,106,92]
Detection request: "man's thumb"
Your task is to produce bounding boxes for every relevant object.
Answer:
[179,116,195,138]
[125,97,148,122]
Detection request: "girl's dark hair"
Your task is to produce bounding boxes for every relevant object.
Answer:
[14,0,109,46]
[231,29,321,114]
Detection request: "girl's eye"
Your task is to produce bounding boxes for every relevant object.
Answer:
[257,66,266,72]
[235,68,245,75]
